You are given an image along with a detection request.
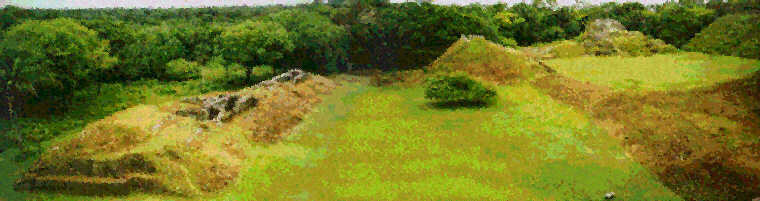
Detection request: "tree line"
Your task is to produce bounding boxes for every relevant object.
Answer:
[0,0,758,120]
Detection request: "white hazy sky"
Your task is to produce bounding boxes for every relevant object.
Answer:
[2,0,671,9]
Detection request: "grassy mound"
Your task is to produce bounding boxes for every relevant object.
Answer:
[685,14,760,60]
[14,74,337,196]
[589,72,760,200]
[426,36,538,85]
[533,57,760,200]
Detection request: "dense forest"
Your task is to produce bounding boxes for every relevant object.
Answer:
[0,0,758,159]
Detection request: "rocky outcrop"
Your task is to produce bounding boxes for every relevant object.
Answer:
[584,19,627,40]
[255,68,307,88]
[580,19,629,56]
[176,94,257,122]
[579,19,676,56]
[174,69,308,122]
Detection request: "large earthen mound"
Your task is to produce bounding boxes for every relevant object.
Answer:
[14,69,336,196]
[532,71,760,200]
[685,14,760,60]
[426,35,540,85]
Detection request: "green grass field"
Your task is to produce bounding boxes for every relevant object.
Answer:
[544,52,760,92]
[209,83,678,200]
[2,80,679,200]
[4,51,759,200]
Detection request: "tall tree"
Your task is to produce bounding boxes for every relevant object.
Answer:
[0,18,115,118]
[217,21,294,83]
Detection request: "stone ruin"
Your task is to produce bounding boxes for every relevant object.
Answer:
[174,69,309,122]
[13,68,337,197]
[175,94,257,122]
[255,68,307,88]
[580,19,628,56]
[579,18,676,56]
[585,19,627,40]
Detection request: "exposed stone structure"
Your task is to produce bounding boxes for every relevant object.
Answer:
[579,19,676,56]
[254,68,307,88]
[14,68,337,196]
[174,69,308,122]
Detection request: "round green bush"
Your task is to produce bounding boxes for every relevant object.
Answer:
[424,73,497,106]
[165,59,201,81]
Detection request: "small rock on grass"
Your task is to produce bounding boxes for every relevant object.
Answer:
[604,192,615,199]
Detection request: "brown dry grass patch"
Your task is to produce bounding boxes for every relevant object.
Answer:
[235,75,337,142]
[532,71,760,200]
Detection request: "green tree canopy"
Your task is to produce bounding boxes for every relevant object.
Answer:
[121,23,186,80]
[267,9,349,74]
[0,18,115,100]
[217,20,294,82]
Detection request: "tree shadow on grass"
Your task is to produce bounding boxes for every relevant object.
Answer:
[421,100,495,111]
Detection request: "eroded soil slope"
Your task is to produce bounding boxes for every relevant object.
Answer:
[533,69,760,200]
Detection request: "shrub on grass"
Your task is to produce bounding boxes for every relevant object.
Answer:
[610,31,677,57]
[497,36,519,48]
[165,59,201,81]
[424,73,497,107]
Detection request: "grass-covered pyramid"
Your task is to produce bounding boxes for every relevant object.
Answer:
[685,13,760,60]
[14,70,336,196]
[426,35,540,85]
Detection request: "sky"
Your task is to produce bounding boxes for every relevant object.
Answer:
[1,0,672,9]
